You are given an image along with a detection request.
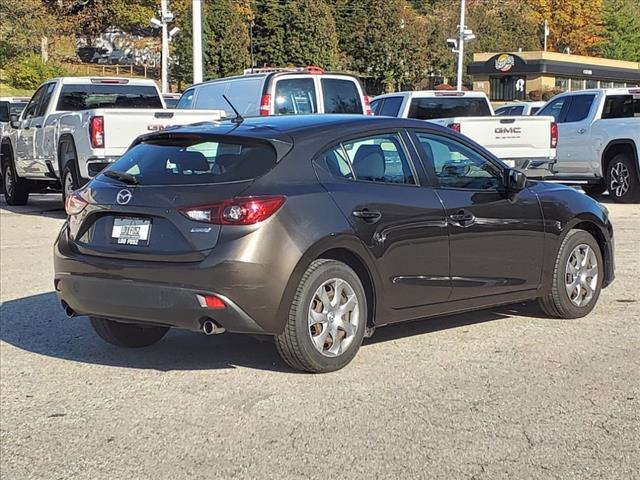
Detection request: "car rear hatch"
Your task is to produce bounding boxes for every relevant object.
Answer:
[67,131,288,262]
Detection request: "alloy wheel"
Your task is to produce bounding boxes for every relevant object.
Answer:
[565,244,598,307]
[609,161,630,198]
[4,167,14,197]
[308,278,360,357]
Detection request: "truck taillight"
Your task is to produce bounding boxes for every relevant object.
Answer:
[259,94,271,116]
[551,122,558,148]
[89,116,104,148]
[364,96,373,116]
[448,123,461,132]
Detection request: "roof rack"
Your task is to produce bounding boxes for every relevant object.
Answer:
[243,66,325,75]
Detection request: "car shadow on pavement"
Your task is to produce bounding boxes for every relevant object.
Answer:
[0,194,66,219]
[1,291,549,373]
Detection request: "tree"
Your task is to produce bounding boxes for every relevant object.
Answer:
[598,0,640,61]
[253,1,287,67]
[526,0,605,55]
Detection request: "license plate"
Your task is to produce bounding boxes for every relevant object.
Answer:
[111,218,151,246]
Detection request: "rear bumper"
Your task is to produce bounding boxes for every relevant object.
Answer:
[55,274,264,334]
[53,223,297,335]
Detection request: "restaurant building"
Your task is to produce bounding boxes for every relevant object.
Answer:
[467,51,640,101]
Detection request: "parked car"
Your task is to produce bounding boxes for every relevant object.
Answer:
[1,77,225,206]
[162,93,181,109]
[537,88,640,202]
[0,96,29,137]
[371,91,557,178]
[176,66,372,117]
[54,115,614,373]
[495,101,545,116]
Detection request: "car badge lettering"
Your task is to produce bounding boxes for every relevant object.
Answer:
[116,189,133,205]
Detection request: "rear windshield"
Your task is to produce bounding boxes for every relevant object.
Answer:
[101,138,277,185]
[321,78,362,114]
[602,95,640,119]
[56,84,163,111]
[274,78,317,115]
[408,97,491,120]
[192,78,263,116]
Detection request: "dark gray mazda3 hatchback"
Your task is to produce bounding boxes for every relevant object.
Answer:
[54,115,614,372]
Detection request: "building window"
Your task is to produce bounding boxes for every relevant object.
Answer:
[555,78,569,91]
[585,79,598,89]
[601,81,613,88]
[571,79,584,91]
[613,82,626,88]
[489,76,526,101]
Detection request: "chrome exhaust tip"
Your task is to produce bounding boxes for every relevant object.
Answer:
[61,301,76,318]
[202,319,225,335]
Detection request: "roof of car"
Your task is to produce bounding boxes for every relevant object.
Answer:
[140,114,450,143]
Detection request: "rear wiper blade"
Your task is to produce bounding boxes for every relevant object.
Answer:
[103,170,139,185]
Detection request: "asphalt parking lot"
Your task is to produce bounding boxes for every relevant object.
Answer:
[1,193,638,479]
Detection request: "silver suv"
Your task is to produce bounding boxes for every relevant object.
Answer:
[176,67,371,117]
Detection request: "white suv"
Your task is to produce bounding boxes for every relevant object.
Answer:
[177,67,372,117]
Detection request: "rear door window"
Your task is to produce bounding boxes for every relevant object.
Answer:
[273,78,317,114]
[102,138,277,186]
[408,97,491,119]
[510,106,525,115]
[378,96,403,117]
[564,94,596,122]
[176,89,195,109]
[343,133,416,185]
[602,95,640,118]
[538,97,568,122]
[56,84,163,110]
[321,78,363,114]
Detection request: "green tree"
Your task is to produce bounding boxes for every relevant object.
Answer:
[253,1,287,67]
[598,0,640,61]
[282,0,339,68]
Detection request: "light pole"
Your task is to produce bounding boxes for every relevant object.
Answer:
[192,0,203,84]
[151,0,175,93]
[451,0,475,91]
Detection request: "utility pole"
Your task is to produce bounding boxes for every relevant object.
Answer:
[543,19,549,52]
[161,0,169,93]
[456,0,466,91]
[193,0,203,84]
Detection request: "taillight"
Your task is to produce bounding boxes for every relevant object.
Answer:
[448,122,461,132]
[89,116,104,148]
[364,95,373,116]
[178,195,286,225]
[259,95,271,116]
[65,190,89,215]
[550,122,558,148]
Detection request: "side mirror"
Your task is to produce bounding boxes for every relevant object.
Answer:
[9,113,21,129]
[506,168,527,192]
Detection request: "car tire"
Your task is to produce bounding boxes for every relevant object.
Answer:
[60,141,80,204]
[538,229,603,319]
[606,153,640,203]
[582,181,606,197]
[2,157,29,206]
[89,317,169,348]
[275,259,367,373]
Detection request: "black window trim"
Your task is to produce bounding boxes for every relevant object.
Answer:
[408,128,507,193]
[313,128,423,188]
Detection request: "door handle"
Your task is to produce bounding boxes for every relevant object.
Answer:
[352,209,382,223]
[449,209,476,227]
[34,124,42,128]
[577,128,586,134]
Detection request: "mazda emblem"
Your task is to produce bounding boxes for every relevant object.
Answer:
[116,189,133,205]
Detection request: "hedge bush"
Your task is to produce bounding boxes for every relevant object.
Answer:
[6,54,65,89]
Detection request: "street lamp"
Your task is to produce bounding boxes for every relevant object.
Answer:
[150,0,176,93]
[449,0,475,91]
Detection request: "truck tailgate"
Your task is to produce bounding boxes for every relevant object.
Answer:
[98,109,225,155]
[433,116,555,160]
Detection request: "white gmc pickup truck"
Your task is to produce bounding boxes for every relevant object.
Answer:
[371,91,557,178]
[537,88,640,203]
[1,77,224,205]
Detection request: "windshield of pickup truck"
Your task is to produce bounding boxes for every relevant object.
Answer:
[408,97,492,120]
[56,85,162,111]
